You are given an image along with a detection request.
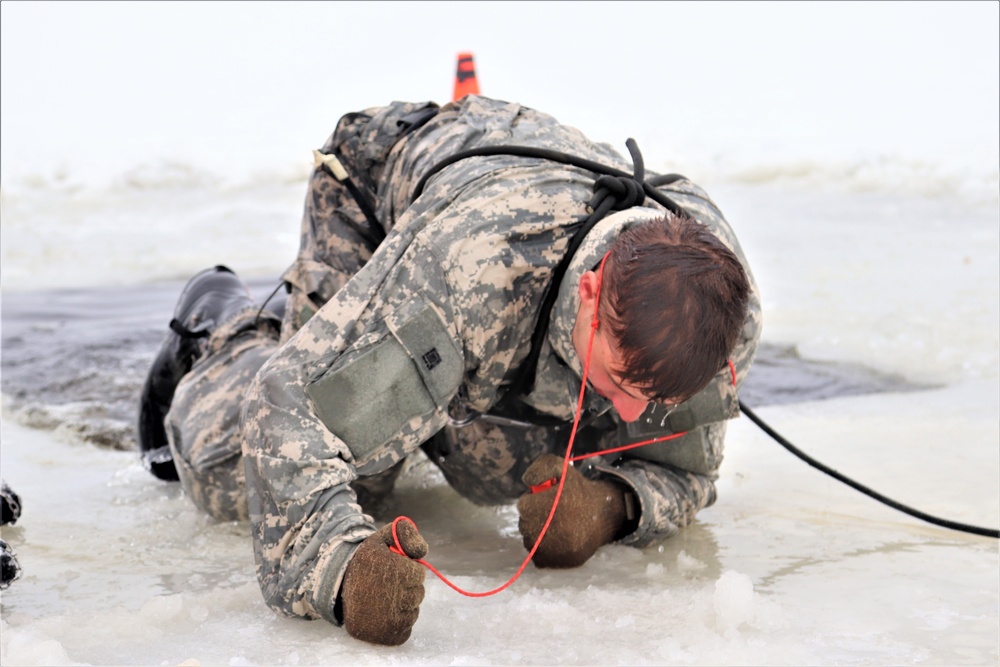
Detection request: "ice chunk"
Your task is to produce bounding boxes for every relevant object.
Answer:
[713,570,756,630]
[677,549,707,572]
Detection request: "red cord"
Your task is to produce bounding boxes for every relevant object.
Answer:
[529,478,558,494]
[388,256,609,596]
[388,259,739,597]
[570,431,688,462]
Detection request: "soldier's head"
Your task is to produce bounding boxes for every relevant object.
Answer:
[573,212,750,422]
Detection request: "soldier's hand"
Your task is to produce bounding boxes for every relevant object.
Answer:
[339,520,428,646]
[517,454,630,568]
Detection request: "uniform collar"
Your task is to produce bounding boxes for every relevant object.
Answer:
[548,206,666,380]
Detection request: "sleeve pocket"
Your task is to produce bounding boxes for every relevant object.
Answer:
[305,303,462,466]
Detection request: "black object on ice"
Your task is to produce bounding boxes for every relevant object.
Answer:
[1,480,21,526]
[0,539,21,590]
[136,265,254,481]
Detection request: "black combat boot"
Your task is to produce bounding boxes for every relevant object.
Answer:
[137,265,255,481]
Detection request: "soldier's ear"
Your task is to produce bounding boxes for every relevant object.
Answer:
[578,270,600,309]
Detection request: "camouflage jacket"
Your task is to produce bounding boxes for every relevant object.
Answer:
[241,96,762,623]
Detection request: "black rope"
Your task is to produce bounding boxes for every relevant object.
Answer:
[739,400,1000,539]
[415,138,689,397]
[254,280,286,328]
[411,142,686,218]
[647,173,687,187]
[589,139,647,212]
[339,176,385,251]
[316,150,386,253]
[504,139,664,396]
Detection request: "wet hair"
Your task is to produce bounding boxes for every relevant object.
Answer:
[600,212,750,403]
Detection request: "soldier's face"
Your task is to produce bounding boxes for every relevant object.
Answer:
[574,270,651,423]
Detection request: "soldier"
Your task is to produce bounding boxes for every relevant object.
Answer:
[138,95,761,646]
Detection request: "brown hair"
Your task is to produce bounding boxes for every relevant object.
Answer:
[600,213,750,403]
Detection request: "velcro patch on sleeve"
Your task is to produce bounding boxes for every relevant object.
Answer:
[305,303,462,466]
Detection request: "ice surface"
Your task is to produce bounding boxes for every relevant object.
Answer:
[1,376,997,665]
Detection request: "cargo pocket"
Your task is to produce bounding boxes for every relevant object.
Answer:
[304,303,463,467]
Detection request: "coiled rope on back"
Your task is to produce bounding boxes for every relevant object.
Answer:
[411,140,686,216]
[410,138,689,397]
[590,138,647,215]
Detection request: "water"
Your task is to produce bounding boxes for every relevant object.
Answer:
[1,2,998,664]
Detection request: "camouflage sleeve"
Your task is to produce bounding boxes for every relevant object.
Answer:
[592,423,726,547]
[240,232,461,625]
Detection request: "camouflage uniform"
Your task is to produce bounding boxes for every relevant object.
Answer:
[166,95,762,625]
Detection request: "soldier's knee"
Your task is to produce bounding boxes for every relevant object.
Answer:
[170,432,249,522]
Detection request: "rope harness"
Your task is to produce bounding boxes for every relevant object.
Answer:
[410,138,686,398]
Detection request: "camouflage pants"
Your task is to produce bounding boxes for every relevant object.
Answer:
[167,310,279,522]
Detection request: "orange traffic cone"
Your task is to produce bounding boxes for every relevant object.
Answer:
[452,52,480,101]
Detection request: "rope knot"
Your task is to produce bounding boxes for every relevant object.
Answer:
[588,138,647,214]
[590,174,645,212]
